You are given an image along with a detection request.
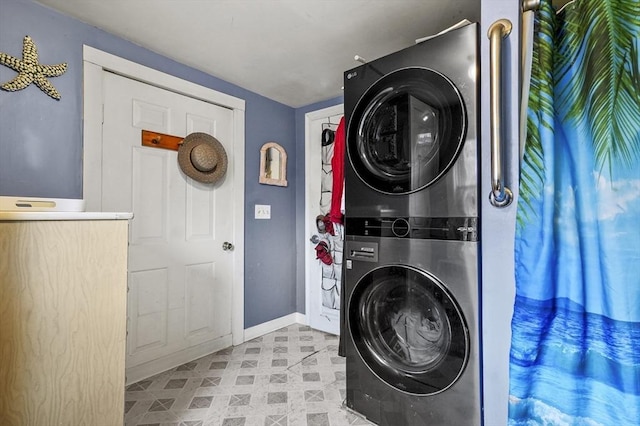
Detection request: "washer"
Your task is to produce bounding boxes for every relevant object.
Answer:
[342,23,481,426]
[343,229,480,425]
[343,23,478,219]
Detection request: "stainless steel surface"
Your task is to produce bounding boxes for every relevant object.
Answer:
[343,236,480,425]
[343,23,479,219]
[222,241,234,251]
[345,240,379,263]
[342,25,481,425]
[487,19,514,208]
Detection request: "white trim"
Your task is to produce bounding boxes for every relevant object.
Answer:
[125,334,233,385]
[82,46,245,350]
[231,106,246,346]
[83,60,104,212]
[304,104,344,333]
[83,46,245,111]
[243,313,307,342]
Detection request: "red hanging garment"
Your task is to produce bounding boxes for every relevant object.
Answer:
[329,116,345,224]
[315,241,333,265]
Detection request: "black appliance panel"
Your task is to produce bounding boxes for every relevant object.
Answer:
[345,217,479,241]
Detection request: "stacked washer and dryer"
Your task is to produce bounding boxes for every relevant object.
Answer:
[342,24,481,425]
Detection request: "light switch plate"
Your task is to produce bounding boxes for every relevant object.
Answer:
[255,204,271,219]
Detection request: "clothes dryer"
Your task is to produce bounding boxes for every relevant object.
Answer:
[342,22,481,426]
[343,23,478,219]
[343,225,480,425]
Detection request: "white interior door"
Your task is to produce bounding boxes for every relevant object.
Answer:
[305,104,344,335]
[102,71,235,379]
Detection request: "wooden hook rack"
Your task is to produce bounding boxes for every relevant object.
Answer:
[141,130,184,151]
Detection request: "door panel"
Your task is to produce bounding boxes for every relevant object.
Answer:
[131,148,168,244]
[132,99,169,130]
[185,262,216,343]
[305,105,344,335]
[187,113,216,135]
[102,71,234,371]
[186,184,215,240]
[129,268,169,352]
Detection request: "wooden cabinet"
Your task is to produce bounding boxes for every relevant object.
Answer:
[0,217,129,425]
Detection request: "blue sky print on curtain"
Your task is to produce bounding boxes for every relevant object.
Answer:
[509,0,640,425]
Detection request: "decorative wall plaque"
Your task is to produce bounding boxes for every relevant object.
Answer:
[0,36,67,100]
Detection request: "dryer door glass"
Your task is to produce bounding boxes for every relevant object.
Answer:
[348,265,469,395]
[347,68,466,195]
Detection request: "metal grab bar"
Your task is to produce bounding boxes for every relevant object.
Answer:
[488,19,514,208]
[522,0,541,12]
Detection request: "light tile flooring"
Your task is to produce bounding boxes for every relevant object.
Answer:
[124,324,373,426]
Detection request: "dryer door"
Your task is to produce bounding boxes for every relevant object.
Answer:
[348,264,469,395]
[347,68,466,195]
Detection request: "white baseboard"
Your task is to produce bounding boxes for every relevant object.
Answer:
[243,312,307,342]
[125,334,232,385]
[126,313,308,385]
[296,312,308,325]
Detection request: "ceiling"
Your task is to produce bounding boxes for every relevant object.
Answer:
[34,0,480,107]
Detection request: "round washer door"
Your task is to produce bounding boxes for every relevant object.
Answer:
[347,68,466,195]
[348,265,469,395]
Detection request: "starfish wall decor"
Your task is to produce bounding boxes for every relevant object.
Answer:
[0,36,67,100]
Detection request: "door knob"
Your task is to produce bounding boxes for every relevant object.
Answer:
[310,234,320,244]
[222,242,234,251]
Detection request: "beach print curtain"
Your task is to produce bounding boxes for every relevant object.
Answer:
[509,0,640,425]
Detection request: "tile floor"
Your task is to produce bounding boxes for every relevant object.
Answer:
[124,324,373,426]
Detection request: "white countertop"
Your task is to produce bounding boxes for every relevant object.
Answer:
[0,211,133,221]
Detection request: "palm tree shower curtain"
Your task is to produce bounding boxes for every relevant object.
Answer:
[509,0,640,425]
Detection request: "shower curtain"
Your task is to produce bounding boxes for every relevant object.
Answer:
[509,0,640,425]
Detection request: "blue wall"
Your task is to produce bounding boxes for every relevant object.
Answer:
[0,0,306,329]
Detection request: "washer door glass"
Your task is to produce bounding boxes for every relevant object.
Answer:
[347,68,466,194]
[348,265,469,395]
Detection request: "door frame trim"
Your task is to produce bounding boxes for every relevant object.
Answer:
[304,104,343,332]
[82,45,245,346]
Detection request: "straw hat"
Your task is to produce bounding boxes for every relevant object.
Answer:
[177,132,228,184]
